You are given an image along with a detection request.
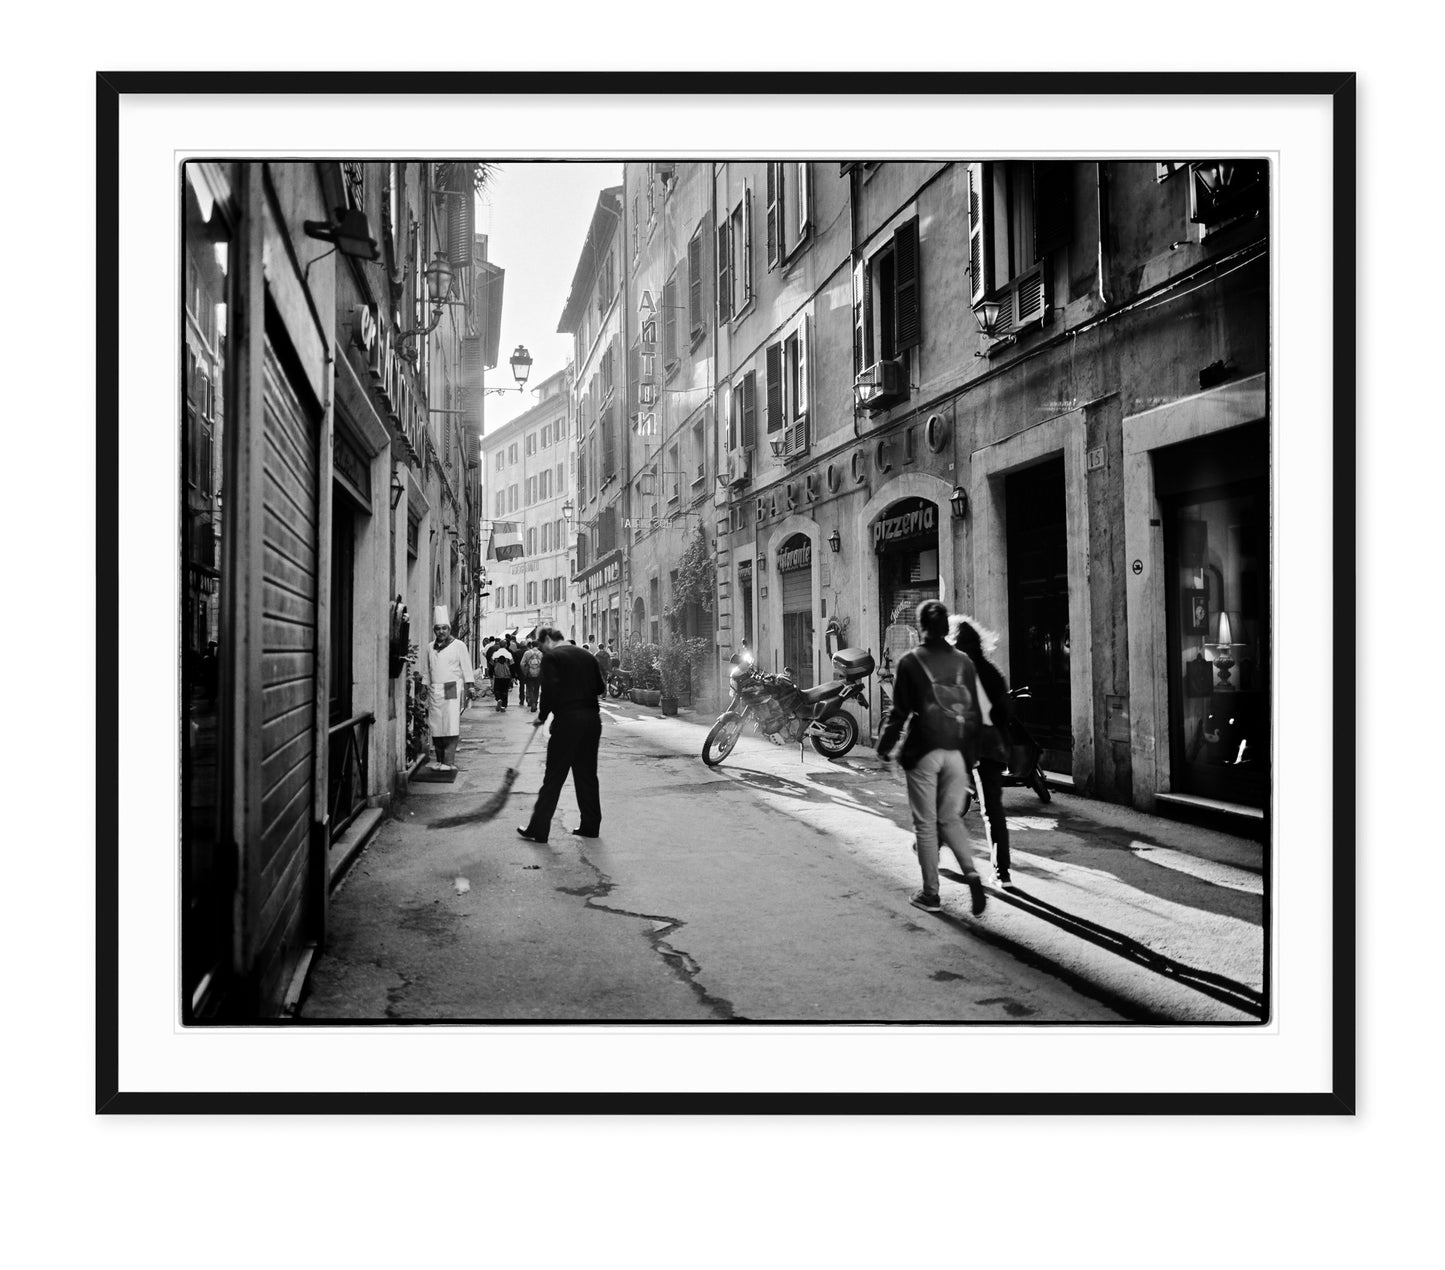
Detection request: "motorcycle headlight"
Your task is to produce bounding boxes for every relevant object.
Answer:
[729,665,745,680]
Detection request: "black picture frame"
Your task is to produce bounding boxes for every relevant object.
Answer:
[1183,588,1208,636]
[98,69,1357,1115]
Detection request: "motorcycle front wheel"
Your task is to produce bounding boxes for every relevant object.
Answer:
[702,712,746,766]
[809,712,859,758]
[607,676,625,699]
[1030,766,1053,803]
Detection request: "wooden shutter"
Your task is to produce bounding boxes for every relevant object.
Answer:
[716,221,731,322]
[853,260,872,374]
[688,230,703,334]
[893,216,921,353]
[766,162,782,267]
[1014,264,1049,328]
[796,162,810,238]
[766,342,784,433]
[448,181,474,268]
[741,371,757,450]
[797,314,809,418]
[664,276,678,364]
[967,162,993,306]
[603,402,615,478]
[741,187,753,305]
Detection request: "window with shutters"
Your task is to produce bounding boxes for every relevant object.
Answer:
[966,161,1070,340]
[508,484,517,512]
[632,195,640,262]
[527,476,536,505]
[527,527,536,556]
[508,443,518,464]
[854,216,921,406]
[596,245,615,318]
[688,226,705,341]
[495,490,505,517]
[601,344,615,403]
[766,162,812,269]
[692,420,706,485]
[667,443,681,503]
[717,184,753,324]
[602,401,617,481]
[495,449,504,471]
[578,438,588,504]
[663,273,679,372]
[765,318,811,457]
[729,370,758,453]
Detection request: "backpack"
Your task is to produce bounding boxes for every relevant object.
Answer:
[914,649,981,760]
[521,648,542,678]
[492,657,512,681]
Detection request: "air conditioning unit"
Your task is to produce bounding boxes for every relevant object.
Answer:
[854,359,904,410]
[726,450,751,487]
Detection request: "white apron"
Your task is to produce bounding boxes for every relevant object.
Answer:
[425,637,475,738]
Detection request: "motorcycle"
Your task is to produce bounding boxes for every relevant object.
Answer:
[701,647,875,766]
[606,667,634,699]
[961,685,1052,811]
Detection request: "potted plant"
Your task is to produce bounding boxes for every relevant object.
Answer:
[657,636,710,716]
[623,641,662,707]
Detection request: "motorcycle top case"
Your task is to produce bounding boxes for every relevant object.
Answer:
[831,648,876,681]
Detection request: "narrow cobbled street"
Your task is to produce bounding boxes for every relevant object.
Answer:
[300,696,1263,1024]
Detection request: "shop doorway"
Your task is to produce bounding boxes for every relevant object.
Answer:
[1006,458,1072,773]
[1159,421,1270,807]
[874,497,940,718]
[778,533,815,687]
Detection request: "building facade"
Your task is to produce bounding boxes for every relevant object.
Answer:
[478,365,576,640]
[707,159,1268,821]
[559,187,628,650]
[180,160,500,1018]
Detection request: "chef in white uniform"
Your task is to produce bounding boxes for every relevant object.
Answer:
[425,605,475,769]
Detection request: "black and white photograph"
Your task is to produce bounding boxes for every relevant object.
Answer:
[91,70,1364,1121]
[179,152,1276,1030]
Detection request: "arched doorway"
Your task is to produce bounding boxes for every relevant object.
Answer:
[777,531,815,688]
[871,495,941,714]
[632,597,646,645]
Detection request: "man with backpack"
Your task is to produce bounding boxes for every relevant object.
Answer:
[875,599,988,916]
[490,646,514,711]
[520,639,544,711]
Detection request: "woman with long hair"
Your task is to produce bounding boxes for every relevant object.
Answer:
[951,615,1015,887]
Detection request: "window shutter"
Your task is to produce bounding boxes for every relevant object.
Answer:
[893,216,921,353]
[967,162,993,306]
[741,187,753,305]
[603,402,615,478]
[688,231,703,334]
[725,382,736,451]
[853,260,872,374]
[766,163,782,267]
[1032,161,1072,260]
[797,314,809,417]
[716,221,731,322]
[664,276,678,363]
[448,182,474,268]
[766,342,784,433]
[742,371,757,450]
[796,162,810,238]
[629,340,640,416]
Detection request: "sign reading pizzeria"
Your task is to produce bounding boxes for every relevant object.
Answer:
[872,498,936,551]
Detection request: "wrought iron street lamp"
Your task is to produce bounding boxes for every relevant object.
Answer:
[484,345,535,395]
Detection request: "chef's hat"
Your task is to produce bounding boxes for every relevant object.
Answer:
[433,605,450,627]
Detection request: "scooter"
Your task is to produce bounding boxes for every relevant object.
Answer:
[999,686,1053,803]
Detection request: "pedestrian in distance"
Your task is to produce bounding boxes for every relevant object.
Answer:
[424,606,476,770]
[517,627,608,845]
[490,646,514,711]
[520,639,544,711]
[595,640,613,679]
[952,614,1015,888]
[875,599,988,916]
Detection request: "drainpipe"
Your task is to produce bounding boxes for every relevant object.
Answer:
[849,163,863,439]
[1095,161,1111,308]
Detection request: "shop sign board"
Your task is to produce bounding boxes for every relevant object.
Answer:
[873,500,936,550]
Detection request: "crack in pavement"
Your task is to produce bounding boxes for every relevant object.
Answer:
[557,849,743,1021]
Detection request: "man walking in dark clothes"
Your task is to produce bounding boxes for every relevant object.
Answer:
[517,627,607,845]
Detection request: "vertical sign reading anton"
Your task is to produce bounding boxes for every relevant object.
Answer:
[636,289,658,435]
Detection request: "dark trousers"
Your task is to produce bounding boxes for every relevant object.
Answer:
[976,758,1011,872]
[524,677,540,710]
[524,710,603,840]
[494,679,511,709]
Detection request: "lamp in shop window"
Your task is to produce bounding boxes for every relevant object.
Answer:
[1205,610,1246,689]
[950,485,969,520]
[828,529,841,553]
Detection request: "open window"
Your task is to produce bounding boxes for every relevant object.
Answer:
[966,161,1071,342]
[716,183,753,323]
[766,162,812,269]
[766,316,811,457]
[854,217,920,412]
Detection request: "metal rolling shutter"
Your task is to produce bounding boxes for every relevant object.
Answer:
[255,342,319,998]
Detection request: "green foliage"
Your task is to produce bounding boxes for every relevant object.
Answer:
[620,640,662,689]
[658,636,711,697]
[405,660,430,764]
[663,524,716,628]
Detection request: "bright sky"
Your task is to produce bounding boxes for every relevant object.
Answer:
[476,161,622,438]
